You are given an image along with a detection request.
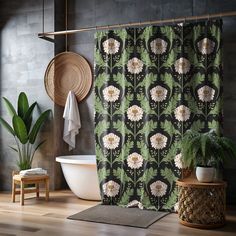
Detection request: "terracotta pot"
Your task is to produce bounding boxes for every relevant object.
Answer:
[196,166,215,182]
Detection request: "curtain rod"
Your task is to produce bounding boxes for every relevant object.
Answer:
[38,11,236,37]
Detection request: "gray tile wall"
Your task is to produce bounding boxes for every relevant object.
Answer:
[1,0,236,204]
[0,0,56,190]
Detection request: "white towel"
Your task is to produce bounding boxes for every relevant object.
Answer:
[63,91,81,151]
[19,168,47,176]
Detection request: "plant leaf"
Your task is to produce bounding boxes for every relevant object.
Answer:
[9,146,18,152]
[2,97,17,117]
[34,140,46,152]
[23,102,37,133]
[30,140,46,164]
[18,92,29,118]
[29,110,51,144]
[12,115,28,144]
[0,117,15,136]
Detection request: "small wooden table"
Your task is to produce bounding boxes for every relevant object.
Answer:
[12,173,50,206]
[177,178,226,229]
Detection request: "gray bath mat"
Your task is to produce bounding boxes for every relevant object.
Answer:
[68,205,169,228]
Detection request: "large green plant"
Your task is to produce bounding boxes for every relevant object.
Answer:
[182,129,236,168]
[0,92,51,170]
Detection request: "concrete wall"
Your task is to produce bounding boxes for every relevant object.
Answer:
[0,0,236,204]
[0,0,56,190]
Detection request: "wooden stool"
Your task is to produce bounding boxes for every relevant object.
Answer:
[12,172,50,206]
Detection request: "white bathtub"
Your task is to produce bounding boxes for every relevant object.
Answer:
[56,155,101,201]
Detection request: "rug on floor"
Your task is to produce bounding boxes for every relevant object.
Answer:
[67,205,169,228]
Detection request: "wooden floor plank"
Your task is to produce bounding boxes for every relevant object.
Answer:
[0,190,235,236]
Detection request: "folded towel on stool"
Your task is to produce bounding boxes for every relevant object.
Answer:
[19,168,47,176]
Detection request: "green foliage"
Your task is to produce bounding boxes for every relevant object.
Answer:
[119,188,133,206]
[160,73,173,90]
[12,115,28,144]
[0,117,15,136]
[162,187,178,210]
[95,120,110,138]
[161,168,178,185]
[114,168,133,182]
[28,110,51,144]
[182,129,236,168]
[160,120,175,136]
[3,97,17,117]
[95,73,109,91]
[23,102,37,133]
[94,49,105,67]
[0,92,51,170]
[113,120,124,134]
[163,142,180,163]
[98,168,110,180]
[142,167,157,183]
[190,120,205,132]
[17,92,29,118]
[142,120,157,134]
[95,144,105,162]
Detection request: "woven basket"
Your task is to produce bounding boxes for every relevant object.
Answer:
[177,179,226,228]
[44,52,92,106]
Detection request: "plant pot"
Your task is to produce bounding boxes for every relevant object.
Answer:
[196,166,215,182]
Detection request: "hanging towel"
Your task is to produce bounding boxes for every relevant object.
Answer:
[63,91,81,150]
[19,168,47,176]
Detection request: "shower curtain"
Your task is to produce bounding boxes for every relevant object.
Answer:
[94,20,222,211]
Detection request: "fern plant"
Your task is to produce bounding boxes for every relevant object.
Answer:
[181,129,236,168]
[0,92,51,170]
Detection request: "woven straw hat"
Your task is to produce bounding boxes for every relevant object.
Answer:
[44,52,92,106]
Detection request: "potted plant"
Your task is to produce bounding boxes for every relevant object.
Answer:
[181,129,236,182]
[0,92,51,170]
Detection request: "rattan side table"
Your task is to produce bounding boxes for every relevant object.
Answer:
[177,178,226,229]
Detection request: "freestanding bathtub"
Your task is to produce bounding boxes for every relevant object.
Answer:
[56,155,101,201]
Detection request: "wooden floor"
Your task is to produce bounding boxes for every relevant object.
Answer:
[0,190,235,236]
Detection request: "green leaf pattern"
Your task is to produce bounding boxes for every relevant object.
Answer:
[94,20,222,210]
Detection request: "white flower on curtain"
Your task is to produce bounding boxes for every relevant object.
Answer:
[150,180,167,197]
[102,180,120,197]
[102,38,120,54]
[150,133,168,149]
[127,57,143,74]
[174,105,190,121]
[150,38,168,54]
[150,86,168,102]
[103,85,120,102]
[197,85,215,102]
[127,152,143,169]
[174,57,190,74]
[126,200,144,209]
[174,153,183,169]
[174,202,179,212]
[103,133,120,149]
[127,105,143,121]
[197,38,215,55]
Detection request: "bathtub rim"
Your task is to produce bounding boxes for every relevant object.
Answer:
[56,155,96,165]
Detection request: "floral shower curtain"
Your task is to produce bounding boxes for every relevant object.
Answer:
[94,20,222,211]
